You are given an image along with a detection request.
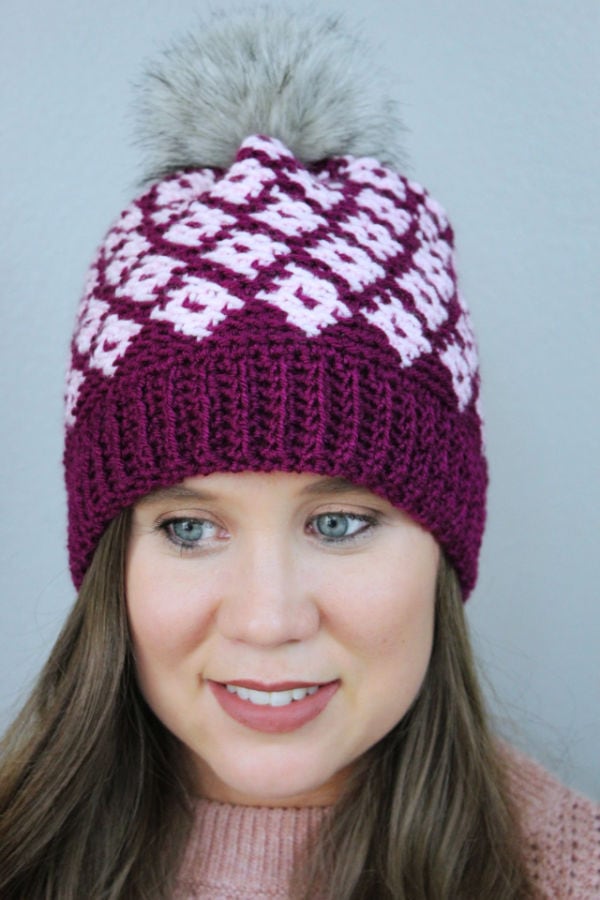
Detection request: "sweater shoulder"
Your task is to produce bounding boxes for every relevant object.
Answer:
[501,743,600,898]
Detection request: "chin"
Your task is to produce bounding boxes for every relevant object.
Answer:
[193,744,345,807]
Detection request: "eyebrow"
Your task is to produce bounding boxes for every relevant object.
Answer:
[137,476,366,507]
[299,476,367,496]
[136,485,218,506]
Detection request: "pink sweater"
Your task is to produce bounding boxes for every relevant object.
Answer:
[174,747,600,899]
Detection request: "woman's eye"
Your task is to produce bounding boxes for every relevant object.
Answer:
[311,512,373,541]
[162,518,219,548]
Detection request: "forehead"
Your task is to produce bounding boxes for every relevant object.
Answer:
[136,472,383,506]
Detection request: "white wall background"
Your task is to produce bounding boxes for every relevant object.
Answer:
[1,0,598,800]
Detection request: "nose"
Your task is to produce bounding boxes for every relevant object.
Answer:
[216,532,320,646]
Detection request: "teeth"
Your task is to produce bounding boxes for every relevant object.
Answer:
[247,688,271,705]
[225,684,319,707]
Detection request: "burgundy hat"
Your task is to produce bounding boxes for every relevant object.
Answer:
[64,9,487,596]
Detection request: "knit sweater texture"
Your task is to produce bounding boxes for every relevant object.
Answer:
[173,746,600,899]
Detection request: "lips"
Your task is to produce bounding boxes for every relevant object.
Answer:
[208,679,340,733]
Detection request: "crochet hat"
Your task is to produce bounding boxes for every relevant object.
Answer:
[64,9,487,596]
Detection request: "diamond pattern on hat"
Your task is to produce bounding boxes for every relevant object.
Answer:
[67,134,479,419]
[255,263,351,337]
[150,279,245,339]
[204,232,289,278]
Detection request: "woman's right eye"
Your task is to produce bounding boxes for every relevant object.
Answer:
[160,517,221,549]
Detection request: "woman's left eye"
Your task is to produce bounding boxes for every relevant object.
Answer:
[310,512,375,542]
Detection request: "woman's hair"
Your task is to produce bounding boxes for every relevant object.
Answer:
[0,510,192,899]
[0,509,532,899]
[295,558,533,900]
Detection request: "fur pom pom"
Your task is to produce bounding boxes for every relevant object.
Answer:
[136,5,405,179]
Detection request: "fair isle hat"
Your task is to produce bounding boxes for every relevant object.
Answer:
[64,8,487,596]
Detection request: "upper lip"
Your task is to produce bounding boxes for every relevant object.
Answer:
[213,679,334,691]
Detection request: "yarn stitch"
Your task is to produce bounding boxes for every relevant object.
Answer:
[64,135,487,595]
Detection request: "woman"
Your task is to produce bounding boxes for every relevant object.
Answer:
[1,8,598,898]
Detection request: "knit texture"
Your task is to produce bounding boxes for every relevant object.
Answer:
[64,134,486,593]
[507,747,600,898]
[173,747,600,899]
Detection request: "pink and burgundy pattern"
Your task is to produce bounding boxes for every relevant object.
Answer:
[64,135,487,595]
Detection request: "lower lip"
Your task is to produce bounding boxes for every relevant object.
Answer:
[208,681,340,733]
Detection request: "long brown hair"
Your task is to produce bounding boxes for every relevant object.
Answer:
[0,510,193,899]
[294,558,534,898]
[1,512,532,899]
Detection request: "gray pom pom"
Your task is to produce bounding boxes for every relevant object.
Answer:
[136,5,405,179]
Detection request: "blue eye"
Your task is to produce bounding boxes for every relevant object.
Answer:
[312,512,372,541]
[163,518,218,548]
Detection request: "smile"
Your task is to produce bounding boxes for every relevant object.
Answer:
[209,679,340,733]
[225,684,319,706]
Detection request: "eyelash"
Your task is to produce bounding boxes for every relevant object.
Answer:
[156,511,379,552]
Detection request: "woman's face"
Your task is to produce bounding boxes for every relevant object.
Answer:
[127,471,439,807]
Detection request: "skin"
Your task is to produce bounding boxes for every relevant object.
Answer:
[127,471,439,807]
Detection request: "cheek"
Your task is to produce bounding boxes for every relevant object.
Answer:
[323,549,437,663]
[125,551,216,668]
